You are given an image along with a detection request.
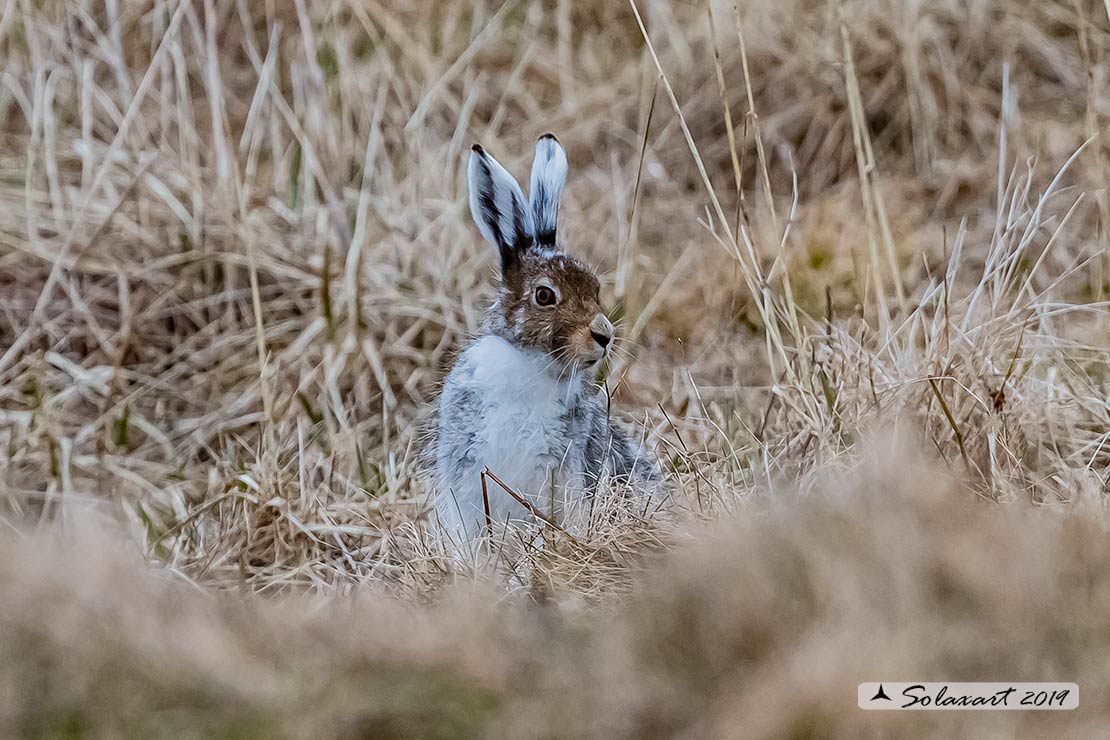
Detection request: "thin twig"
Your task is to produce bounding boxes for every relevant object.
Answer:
[482,467,580,544]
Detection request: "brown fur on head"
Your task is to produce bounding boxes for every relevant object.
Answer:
[468,136,614,375]
[492,250,613,369]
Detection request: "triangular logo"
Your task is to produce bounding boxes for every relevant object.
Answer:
[870,684,892,701]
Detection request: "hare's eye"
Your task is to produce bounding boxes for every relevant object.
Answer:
[534,286,557,307]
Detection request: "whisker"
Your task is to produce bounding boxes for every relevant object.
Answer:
[615,337,646,351]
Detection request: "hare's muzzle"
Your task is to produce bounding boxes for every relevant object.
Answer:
[588,314,614,356]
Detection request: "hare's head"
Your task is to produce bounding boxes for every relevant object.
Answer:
[468,135,613,375]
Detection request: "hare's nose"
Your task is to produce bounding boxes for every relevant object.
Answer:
[589,314,614,349]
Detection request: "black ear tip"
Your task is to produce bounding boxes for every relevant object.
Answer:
[538,132,559,143]
[471,143,485,154]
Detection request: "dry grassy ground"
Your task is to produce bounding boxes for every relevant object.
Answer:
[1,0,1109,737]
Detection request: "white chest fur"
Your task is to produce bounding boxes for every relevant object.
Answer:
[462,335,582,494]
[435,335,586,539]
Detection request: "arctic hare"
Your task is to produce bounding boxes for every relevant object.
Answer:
[434,134,657,552]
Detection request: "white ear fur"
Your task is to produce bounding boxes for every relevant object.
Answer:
[468,145,534,268]
[528,134,567,247]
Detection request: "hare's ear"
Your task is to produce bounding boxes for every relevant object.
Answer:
[468,144,534,271]
[529,134,567,248]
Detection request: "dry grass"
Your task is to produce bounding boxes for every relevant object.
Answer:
[4,441,1110,739]
[1,0,1109,735]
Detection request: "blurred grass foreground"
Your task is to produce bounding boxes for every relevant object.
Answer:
[1,1,1110,738]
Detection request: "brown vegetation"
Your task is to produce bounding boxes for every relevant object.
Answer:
[1,0,1109,736]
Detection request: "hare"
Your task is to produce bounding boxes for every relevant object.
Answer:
[433,134,658,552]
